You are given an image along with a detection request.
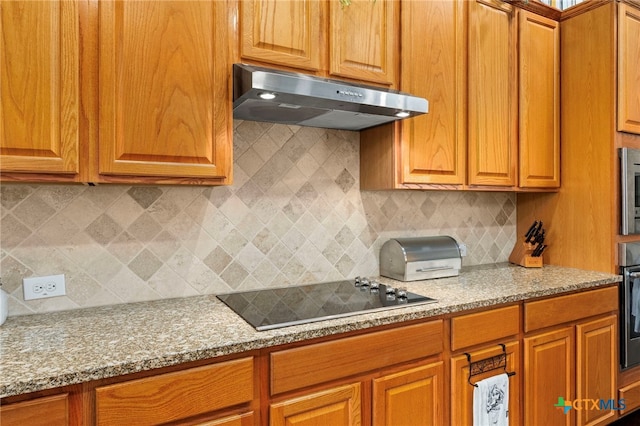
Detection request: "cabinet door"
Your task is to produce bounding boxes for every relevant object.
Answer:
[576,315,617,426]
[399,0,466,186]
[270,383,361,426]
[618,2,640,134]
[0,394,69,426]
[524,327,574,426]
[372,362,444,426]
[467,0,517,187]
[451,342,520,426]
[329,0,397,86]
[240,0,325,73]
[99,0,231,183]
[518,11,560,188]
[0,0,80,179]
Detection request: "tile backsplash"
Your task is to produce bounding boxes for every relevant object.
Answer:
[0,121,516,316]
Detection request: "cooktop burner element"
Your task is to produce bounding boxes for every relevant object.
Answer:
[216,278,437,331]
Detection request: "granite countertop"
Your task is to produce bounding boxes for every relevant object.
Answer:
[0,263,621,398]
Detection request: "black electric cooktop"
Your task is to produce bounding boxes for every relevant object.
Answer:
[216,278,437,331]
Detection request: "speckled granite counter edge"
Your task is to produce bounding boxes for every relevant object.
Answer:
[0,267,622,398]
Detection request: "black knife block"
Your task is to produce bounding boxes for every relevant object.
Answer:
[509,241,543,268]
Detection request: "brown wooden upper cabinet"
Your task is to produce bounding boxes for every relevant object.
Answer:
[239,0,398,87]
[0,0,82,182]
[518,10,560,188]
[467,0,518,188]
[396,0,467,188]
[1,0,233,185]
[360,0,559,191]
[98,0,231,184]
[618,2,640,135]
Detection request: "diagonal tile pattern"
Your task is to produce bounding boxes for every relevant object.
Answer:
[0,121,516,316]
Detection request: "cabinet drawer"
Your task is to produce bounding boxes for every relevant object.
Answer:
[451,305,520,351]
[620,381,640,415]
[271,321,443,395]
[524,286,618,332]
[201,412,255,426]
[96,357,254,425]
[0,394,69,426]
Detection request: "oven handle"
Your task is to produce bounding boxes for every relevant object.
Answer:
[629,271,640,279]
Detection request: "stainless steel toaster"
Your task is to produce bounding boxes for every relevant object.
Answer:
[380,236,462,281]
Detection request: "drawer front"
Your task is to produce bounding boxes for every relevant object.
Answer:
[524,286,618,332]
[620,381,640,415]
[271,321,443,395]
[0,394,69,426]
[96,357,254,425]
[451,305,520,351]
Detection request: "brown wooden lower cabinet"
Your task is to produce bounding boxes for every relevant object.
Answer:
[524,326,574,426]
[451,341,521,425]
[0,393,69,426]
[269,383,362,426]
[523,286,618,426]
[372,361,444,426]
[576,315,617,426]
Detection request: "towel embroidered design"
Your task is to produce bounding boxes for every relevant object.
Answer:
[486,383,506,425]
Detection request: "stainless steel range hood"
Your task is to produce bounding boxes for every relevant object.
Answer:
[233,64,428,131]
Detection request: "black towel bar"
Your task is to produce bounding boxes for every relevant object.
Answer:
[464,343,516,387]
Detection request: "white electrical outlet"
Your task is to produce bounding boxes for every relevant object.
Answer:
[23,274,66,300]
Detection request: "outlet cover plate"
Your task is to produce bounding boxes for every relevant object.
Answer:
[23,274,66,300]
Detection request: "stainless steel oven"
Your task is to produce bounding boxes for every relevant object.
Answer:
[620,242,640,369]
[620,148,640,235]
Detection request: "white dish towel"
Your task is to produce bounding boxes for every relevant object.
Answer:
[473,373,509,426]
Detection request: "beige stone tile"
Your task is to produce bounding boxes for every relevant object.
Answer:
[219,261,249,289]
[220,229,248,257]
[236,147,265,179]
[267,123,294,148]
[182,230,217,260]
[128,249,163,281]
[62,232,110,269]
[251,259,279,285]
[37,213,80,245]
[106,268,160,303]
[219,195,251,226]
[127,187,163,209]
[86,251,124,284]
[66,272,105,305]
[236,212,263,241]
[296,241,321,269]
[85,214,123,246]
[253,133,280,162]
[148,230,181,262]
[203,246,232,275]
[107,193,145,229]
[0,214,32,250]
[167,247,202,280]
[0,255,32,294]
[0,185,33,210]
[148,265,198,298]
[12,194,56,231]
[236,243,265,272]
[107,231,144,264]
